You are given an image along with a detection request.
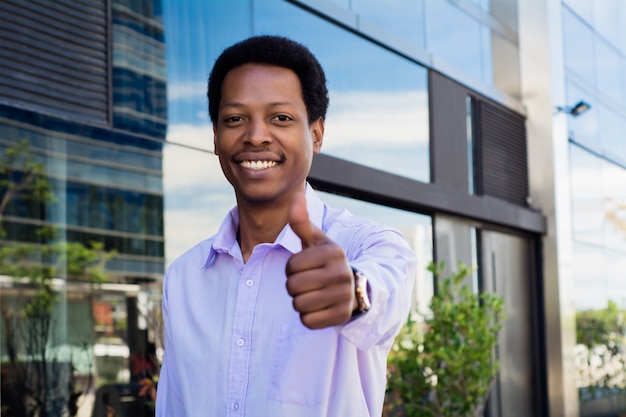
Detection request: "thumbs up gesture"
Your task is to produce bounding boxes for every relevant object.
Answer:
[285,192,357,329]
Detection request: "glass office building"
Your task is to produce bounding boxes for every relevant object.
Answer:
[0,0,624,416]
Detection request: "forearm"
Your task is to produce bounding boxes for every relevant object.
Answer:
[340,231,417,350]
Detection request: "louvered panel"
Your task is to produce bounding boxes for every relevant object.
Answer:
[0,0,109,123]
[479,101,529,206]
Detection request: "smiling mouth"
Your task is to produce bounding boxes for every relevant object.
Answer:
[239,160,279,170]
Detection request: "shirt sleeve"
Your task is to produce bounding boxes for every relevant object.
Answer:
[155,271,185,417]
[339,227,417,351]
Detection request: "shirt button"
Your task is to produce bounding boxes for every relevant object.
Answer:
[246,279,253,287]
[233,402,239,410]
[237,338,245,346]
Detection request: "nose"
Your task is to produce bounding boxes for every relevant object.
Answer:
[246,118,272,146]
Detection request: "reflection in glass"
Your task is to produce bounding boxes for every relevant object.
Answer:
[491,31,521,98]
[592,0,621,48]
[162,141,235,266]
[470,226,479,294]
[564,0,593,24]
[352,0,426,49]
[562,7,595,85]
[1,1,167,414]
[606,249,626,308]
[569,144,604,247]
[572,242,607,311]
[466,96,476,194]
[254,0,430,182]
[603,161,626,253]
[594,39,623,106]
[572,243,626,406]
[163,0,251,131]
[596,103,626,165]
[425,0,492,85]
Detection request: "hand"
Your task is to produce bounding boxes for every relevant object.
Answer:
[285,192,356,329]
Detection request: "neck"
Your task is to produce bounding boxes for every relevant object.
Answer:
[236,200,289,263]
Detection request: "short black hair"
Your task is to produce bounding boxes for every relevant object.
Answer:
[208,35,329,125]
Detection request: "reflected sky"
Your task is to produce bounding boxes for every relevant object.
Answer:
[159,1,626,314]
[164,0,430,182]
[569,144,626,311]
[563,1,626,315]
[161,0,435,266]
[564,2,626,314]
[425,0,492,85]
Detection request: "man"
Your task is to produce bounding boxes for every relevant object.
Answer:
[156,35,416,417]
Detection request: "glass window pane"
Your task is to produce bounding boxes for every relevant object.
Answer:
[603,160,626,253]
[606,250,626,309]
[490,0,518,33]
[467,0,489,12]
[254,1,430,182]
[572,242,607,311]
[564,0,593,23]
[352,0,426,49]
[163,0,252,131]
[621,4,626,55]
[569,145,604,247]
[562,7,595,85]
[492,31,521,97]
[163,141,235,265]
[466,96,476,194]
[593,0,621,47]
[594,39,623,105]
[425,0,489,84]
[597,103,625,163]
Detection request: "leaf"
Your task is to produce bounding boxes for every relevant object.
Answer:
[387,261,507,417]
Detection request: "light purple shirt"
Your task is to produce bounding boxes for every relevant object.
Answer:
[156,185,417,417]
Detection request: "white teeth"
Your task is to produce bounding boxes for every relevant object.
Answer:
[240,160,278,170]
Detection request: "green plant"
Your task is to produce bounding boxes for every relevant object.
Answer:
[575,301,626,408]
[386,261,507,417]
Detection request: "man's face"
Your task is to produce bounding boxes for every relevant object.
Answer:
[213,63,324,206]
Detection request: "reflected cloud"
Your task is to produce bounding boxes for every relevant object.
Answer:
[163,126,235,265]
[324,90,429,147]
[166,123,214,151]
[167,81,207,100]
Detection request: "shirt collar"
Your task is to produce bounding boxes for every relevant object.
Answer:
[202,183,325,268]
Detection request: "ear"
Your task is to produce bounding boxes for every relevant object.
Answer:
[310,118,324,154]
[212,124,219,155]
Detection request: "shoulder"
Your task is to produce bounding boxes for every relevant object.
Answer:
[166,237,216,275]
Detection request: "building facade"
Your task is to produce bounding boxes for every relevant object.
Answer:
[0,0,624,416]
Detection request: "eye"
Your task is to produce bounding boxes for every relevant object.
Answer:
[273,114,293,122]
[225,115,243,123]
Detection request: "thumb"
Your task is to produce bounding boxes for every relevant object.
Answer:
[288,192,325,248]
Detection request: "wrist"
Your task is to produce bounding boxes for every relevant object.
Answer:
[351,266,371,318]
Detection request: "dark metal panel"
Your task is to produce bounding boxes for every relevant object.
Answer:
[479,100,529,206]
[429,71,470,191]
[309,153,546,234]
[0,53,107,94]
[0,1,107,47]
[0,31,107,69]
[0,0,109,124]
[17,0,107,27]
[0,85,107,119]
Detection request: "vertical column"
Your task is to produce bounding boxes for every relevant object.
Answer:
[517,0,579,416]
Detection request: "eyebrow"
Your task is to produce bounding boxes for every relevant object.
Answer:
[220,101,296,110]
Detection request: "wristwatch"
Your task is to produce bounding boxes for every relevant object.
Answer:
[351,267,371,317]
